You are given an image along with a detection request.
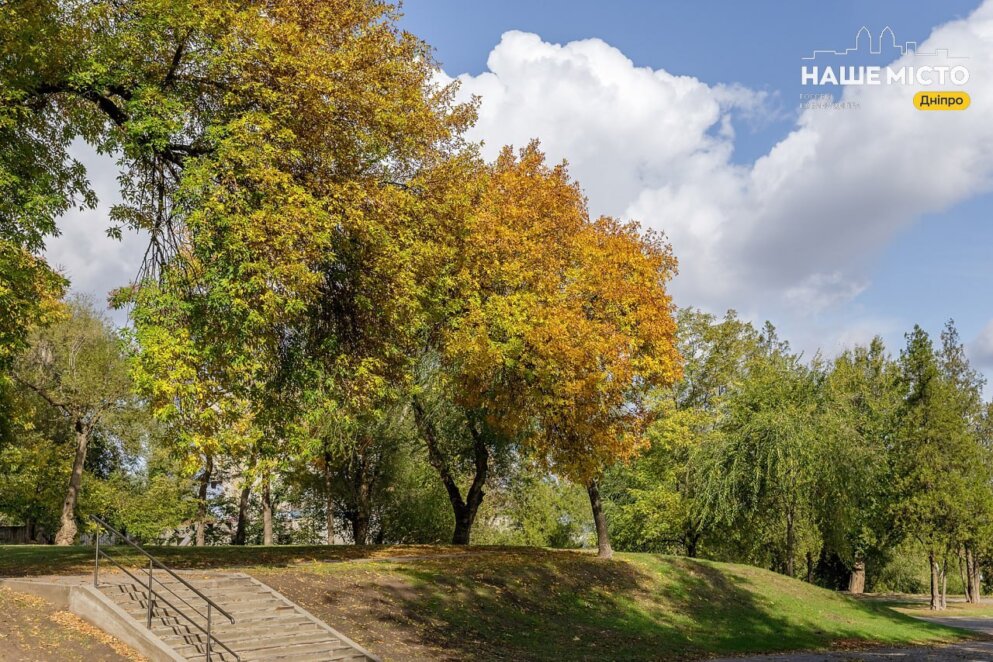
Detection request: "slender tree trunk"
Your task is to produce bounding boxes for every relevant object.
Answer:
[971,549,982,604]
[233,481,251,545]
[449,439,487,546]
[929,550,943,610]
[941,557,948,609]
[262,474,273,545]
[966,546,982,604]
[324,459,335,545]
[806,551,814,583]
[54,420,90,545]
[351,454,373,545]
[587,480,613,559]
[784,509,796,577]
[195,454,213,547]
[848,557,866,594]
[412,398,488,546]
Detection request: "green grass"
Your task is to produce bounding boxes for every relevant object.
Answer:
[1,545,973,660]
[253,550,971,660]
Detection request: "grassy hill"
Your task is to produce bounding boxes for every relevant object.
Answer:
[0,545,970,660]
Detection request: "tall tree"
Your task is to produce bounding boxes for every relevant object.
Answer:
[696,326,821,577]
[891,325,982,610]
[604,309,761,557]
[4,1,475,504]
[818,338,902,594]
[936,321,992,604]
[12,298,132,544]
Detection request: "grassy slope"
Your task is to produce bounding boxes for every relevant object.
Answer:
[0,545,970,661]
[253,550,966,661]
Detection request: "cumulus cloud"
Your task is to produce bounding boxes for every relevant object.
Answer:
[971,320,993,368]
[444,6,993,320]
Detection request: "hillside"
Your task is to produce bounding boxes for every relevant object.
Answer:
[252,549,965,661]
[0,545,969,661]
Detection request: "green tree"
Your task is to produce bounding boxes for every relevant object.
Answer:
[11,298,132,544]
[936,321,992,604]
[818,338,902,593]
[604,308,761,557]
[892,325,986,610]
[697,325,822,577]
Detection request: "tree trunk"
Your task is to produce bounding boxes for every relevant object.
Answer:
[587,479,613,559]
[195,455,213,547]
[233,480,251,545]
[685,530,699,558]
[449,432,487,546]
[351,455,373,545]
[929,550,944,611]
[262,474,273,545]
[324,459,335,545]
[412,398,488,546]
[848,558,866,594]
[784,510,796,577]
[806,551,814,583]
[941,557,948,609]
[54,420,90,545]
[352,511,369,546]
[966,546,982,604]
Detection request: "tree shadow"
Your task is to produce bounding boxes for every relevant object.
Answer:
[296,550,964,661]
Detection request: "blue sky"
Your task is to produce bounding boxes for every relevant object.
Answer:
[396,0,993,382]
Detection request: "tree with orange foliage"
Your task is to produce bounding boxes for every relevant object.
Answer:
[527,217,682,558]
[418,143,681,551]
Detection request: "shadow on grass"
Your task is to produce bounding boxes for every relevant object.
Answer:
[0,543,511,577]
[300,550,964,662]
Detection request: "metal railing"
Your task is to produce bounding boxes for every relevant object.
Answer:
[90,515,239,661]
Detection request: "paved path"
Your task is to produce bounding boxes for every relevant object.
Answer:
[710,614,993,661]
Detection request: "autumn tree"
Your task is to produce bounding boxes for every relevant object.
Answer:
[4,2,474,520]
[130,284,259,545]
[12,298,132,544]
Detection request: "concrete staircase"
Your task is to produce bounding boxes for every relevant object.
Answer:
[99,572,376,661]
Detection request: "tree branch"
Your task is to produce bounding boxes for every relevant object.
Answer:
[11,374,68,414]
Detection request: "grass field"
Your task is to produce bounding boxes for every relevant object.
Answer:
[0,545,973,661]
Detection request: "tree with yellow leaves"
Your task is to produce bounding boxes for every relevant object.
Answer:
[417,143,681,551]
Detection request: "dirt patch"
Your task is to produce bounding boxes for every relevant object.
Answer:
[0,586,145,661]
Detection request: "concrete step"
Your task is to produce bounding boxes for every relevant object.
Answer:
[99,572,377,660]
[240,641,351,661]
[174,631,339,657]
[158,618,319,645]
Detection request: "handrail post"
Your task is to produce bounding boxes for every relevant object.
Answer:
[146,558,154,628]
[206,603,213,662]
[93,525,100,588]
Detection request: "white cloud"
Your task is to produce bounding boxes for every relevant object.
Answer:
[970,319,993,368]
[44,145,144,322]
[445,6,993,320]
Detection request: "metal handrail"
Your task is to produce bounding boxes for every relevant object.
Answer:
[90,514,240,661]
